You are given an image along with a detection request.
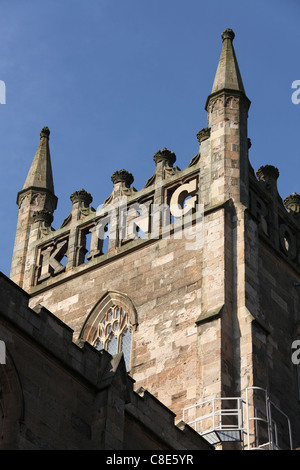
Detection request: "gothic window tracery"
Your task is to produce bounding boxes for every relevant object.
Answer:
[91,305,133,370]
[80,291,137,371]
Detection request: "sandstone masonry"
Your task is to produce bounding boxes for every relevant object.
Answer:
[7,29,300,450]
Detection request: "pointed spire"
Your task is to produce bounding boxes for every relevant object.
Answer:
[22,126,55,194]
[211,28,245,96]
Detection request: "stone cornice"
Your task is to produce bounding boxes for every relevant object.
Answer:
[205,87,251,112]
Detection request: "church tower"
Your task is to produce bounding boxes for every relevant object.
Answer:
[9,30,300,450]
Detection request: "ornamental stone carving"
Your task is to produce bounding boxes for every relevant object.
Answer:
[207,96,224,114]
[111,169,134,188]
[33,210,53,225]
[40,126,50,139]
[221,28,235,41]
[196,127,210,144]
[284,193,300,214]
[153,148,176,167]
[256,165,279,185]
[225,95,239,108]
[70,189,93,206]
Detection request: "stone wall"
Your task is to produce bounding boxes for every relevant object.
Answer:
[0,272,212,450]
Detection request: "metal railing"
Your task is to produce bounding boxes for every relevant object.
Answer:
[245,387,293,450]
[183,396,244,446]
[182,387,293,450]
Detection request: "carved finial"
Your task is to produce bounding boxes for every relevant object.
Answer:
[221,28,235,42]
[33,209,53,225]
[153,148,176,167]
[111,169,134,188]
[70,189,93,205]
[284,192,300,214]
[256,165,279,184]
[196,128,211,144]
[40,126,50,139]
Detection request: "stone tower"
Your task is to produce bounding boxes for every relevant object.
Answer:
[10,30,300,450]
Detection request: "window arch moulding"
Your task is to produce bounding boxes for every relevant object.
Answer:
[79,291,138,371]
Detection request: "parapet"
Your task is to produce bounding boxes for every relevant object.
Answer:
[19,135,299,296]
[26,145,203,292]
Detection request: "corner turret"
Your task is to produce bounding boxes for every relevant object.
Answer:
[201,29,251,207]
[10,127,57,289]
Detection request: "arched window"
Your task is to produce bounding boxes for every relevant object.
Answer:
[79,291,137,371]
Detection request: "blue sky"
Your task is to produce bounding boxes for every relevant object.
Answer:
[0,0,299,277]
